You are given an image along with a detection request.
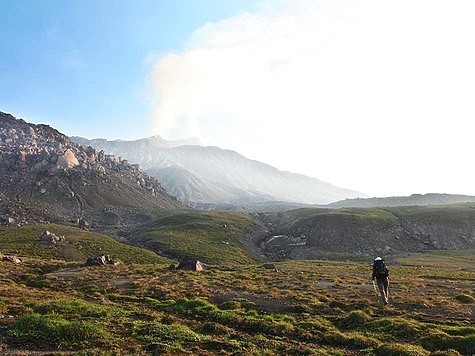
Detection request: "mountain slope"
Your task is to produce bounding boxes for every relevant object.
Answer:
[255,205,475,259]
[328,193,475,208]
[0,111,184,226]
[72,136,365,206]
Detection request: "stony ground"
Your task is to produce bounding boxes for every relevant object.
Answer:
[0,250,473,355]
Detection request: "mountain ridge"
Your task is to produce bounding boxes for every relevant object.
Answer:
[0,111,184,227]
[72,135,365,206]
[328,193,475,208]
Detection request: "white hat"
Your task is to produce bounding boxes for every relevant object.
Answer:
[374,257,382,261]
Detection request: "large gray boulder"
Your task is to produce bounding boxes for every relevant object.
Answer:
[176,260,210,271]
[85,254,118,266]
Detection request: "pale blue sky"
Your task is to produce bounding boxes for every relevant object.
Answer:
[0,0,257,139]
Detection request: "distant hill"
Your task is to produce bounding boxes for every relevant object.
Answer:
[255,205,475,259]
[328,193,475,208]
[0,111,184,227]
[72,136,365,206]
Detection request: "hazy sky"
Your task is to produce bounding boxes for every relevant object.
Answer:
[1,0,475,197]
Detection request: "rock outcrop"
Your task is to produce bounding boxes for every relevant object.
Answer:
[0,111,185,226]
[85,254,119,266]
[39,230,65,244]
[176,260,210,271]
[1,254,21,263]
[56,149,79,169]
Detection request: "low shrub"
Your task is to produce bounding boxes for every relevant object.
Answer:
[133,321,202,343]
[219,300,242,310]
[8,314,108,348]
[364,317,424,341]
[375,342,430,356]
[200,321,233,335]
[440,325,475,336]
[430,350,461,356]
[32,299,125,318]
[454,293,474,303]
[338,310,372,329]
[297,317,337,334]
[323,331,380,350]
[420,332,475,355]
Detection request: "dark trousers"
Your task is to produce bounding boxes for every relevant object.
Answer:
[376,277,389,304]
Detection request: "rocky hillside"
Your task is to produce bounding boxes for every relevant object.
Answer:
[72,136,365,206]
[255,205,475,259]
[0,111,184,227]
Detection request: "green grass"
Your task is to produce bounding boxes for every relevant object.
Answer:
[135,210,260,264]
[8,313,110,349]
[1,229,474,354]
[274,207,399,229]
[454,293,475,303]
[0,224,170,264]
[31,298,127,318]
[133,321,203,343]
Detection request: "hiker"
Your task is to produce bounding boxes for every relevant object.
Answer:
[372,257,389,305]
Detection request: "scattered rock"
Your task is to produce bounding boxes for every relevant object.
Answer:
[39,230,65,244]
[0,111,182,227]
[101,211,120,225]
[78,218,90,230]
[176,260,210,271]
[262,263,277,270]
[145,342,170,353]
[1,254,21,263]
[85,254,119,266]
[0,216,15,225]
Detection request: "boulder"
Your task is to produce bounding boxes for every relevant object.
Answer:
[262,263,277,270]
[56,149,79,169]
[39,230,65,244]
[78,218,90,230]
[2,254,21,263]
[85,254,118,266]
[168,264,177,270]
[176,260,210,271]
[0,216,15,225]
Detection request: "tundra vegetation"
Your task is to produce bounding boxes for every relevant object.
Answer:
[0,222,474,355]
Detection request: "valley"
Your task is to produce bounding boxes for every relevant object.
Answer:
[0,111,474,355]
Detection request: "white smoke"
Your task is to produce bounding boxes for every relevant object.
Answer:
[147,0,475,196]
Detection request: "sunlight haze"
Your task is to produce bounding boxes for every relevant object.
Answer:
[1,0,474,197]
[148,0,475,197]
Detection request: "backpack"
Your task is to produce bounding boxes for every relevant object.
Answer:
[373,259,389,278]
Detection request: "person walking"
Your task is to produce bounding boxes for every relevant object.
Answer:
[372,257,389,305]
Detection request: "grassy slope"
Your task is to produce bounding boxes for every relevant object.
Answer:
[290,204,475,225]
[0,208,474,354]
[279,204,475,226]
[0,251,473,355]
[131,210,261,264]
[0,224,170,264]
